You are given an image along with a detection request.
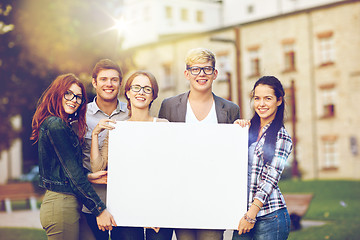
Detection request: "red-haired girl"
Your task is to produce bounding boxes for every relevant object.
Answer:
[31,73,115,240]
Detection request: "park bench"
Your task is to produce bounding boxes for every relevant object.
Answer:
[283,193,313,230]
[0,182,42,213]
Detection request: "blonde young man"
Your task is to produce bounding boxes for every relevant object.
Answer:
[157,48,240,240]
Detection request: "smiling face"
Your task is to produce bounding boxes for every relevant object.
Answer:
[126,74,153,111]
[185,61,218,93]
[253,84,283,126]
[62,83,83,115]
[92,69,121,102]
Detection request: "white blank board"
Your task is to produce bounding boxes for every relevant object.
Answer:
[107,121,248,230]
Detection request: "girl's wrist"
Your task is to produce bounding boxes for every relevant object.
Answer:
[243,213,256,224]
[247,207,258,219]
[252,202,262,210]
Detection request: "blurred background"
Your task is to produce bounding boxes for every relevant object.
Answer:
[0,0,359,184]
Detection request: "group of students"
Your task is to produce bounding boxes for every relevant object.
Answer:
[30,47,293,240]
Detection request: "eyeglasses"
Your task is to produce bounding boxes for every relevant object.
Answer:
[187,66,215,75]
[64,90,84,105]
[130,85,153,94]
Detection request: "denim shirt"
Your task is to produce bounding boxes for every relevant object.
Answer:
[38,116,106,216]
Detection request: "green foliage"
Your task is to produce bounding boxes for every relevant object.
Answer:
[13,0,133,74]
[0,0,135,155]
[0,1,45,152]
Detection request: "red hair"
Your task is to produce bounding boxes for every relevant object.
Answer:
[30,73,87,142]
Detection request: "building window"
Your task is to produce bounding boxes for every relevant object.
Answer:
[319,84,336,118]
[283,41,296,72]
[165,6,172,19]
[247,5,254,14]
[216,52,231,82]
[321,136,338,170]
[161,63,174,89]
[350,136,359,156]
[284,85,295,122]
[196,10,203,23]
[248,47,260,77]
[181,8,188,21]
[317,31,335,66]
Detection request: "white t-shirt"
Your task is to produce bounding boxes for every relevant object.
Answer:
[185,100,218,124]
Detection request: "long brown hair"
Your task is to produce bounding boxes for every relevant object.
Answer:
[249,76,285,165]
[30,73,87,142]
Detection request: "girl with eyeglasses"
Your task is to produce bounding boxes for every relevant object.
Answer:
[89,70,168,240]
[232,76,292,240]
[30,73,115,240]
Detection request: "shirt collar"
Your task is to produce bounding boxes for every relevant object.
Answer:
[261,122,272,132]
[257,122,272,143]
[88,97,127,116]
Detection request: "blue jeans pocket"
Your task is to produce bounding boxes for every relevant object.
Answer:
[252,208,290,240]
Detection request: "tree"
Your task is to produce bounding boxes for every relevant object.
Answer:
[0,1,51,153]
[13,0,129,74]
[0,0,135,160]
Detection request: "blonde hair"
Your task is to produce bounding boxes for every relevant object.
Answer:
[185,48,216,68]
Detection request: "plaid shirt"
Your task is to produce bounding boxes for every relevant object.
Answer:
[248,124,292,217]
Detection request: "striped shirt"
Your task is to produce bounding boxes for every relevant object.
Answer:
[248,124,292,217]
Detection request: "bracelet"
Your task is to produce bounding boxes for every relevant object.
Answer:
[243,213,256,224]
[252,202,262,210]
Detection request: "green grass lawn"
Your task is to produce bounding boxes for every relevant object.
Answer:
[1,180,359,240]
[279,179,360,240]
[0,227,46,240]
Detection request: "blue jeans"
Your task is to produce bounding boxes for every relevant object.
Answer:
[232,208,290,240]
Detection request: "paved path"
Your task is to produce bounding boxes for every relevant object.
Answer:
[0,210,42,229]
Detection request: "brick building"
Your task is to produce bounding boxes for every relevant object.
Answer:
[123,0,360,179]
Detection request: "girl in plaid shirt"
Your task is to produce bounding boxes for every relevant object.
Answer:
[233,76,292,240]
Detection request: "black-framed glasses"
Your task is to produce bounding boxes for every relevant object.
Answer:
[64,90,84,105]
[187,66,215,75]
[130,85,153,94]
